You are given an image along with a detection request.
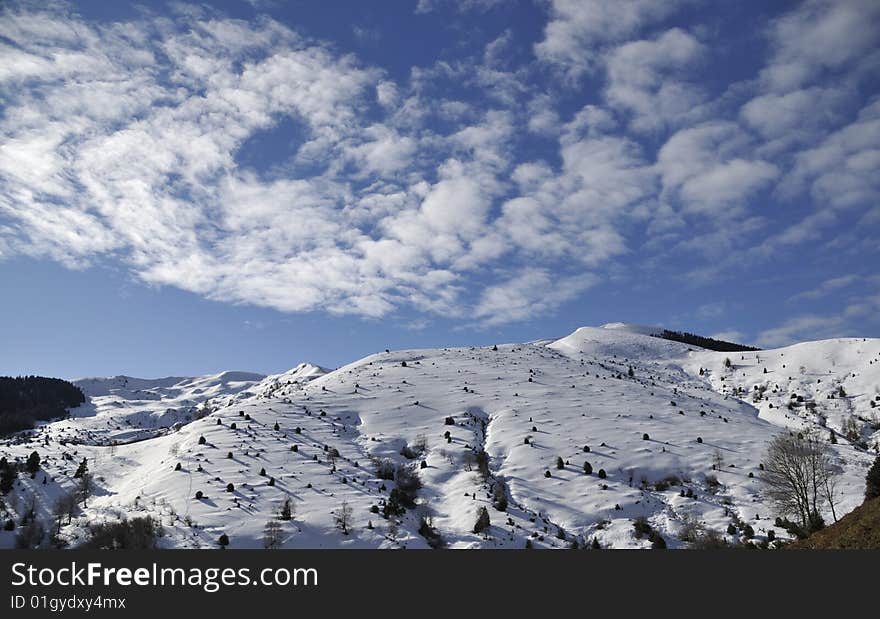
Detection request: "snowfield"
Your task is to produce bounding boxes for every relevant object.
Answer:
[1,324,878,549]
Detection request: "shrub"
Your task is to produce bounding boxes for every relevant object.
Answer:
[633,516,652,539]
[492,481,508,511]
[374,458,395,480]
[14,520,45,549]
[226,483,235,492]
[473,506,490,533]
[218,533,229,548]
[583,461,592,475]
[649,531,666,549]
[418,516,443,548]
[83,517,161,550]
[688,529,730,549]
[556,456,564,470]
[642,433,650,441]
[198,436,206,445]
[195,491,203,500]
[444,416,455,425]
[597,469,607,479]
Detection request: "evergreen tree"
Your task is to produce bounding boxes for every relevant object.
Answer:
[25,451,40,475]
[866,456,880,502]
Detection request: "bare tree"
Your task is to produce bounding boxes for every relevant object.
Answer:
[821,462,841,523]
[762,432,839,529]
[386,519,399,543]
[262,520,283,549]
[77,472,94,508]
[52,493,75,533]
[335,500,353,535]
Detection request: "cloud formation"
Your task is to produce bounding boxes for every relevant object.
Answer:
[0,0,878,336]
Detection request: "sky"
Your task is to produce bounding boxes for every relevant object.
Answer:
[1,0,879,379]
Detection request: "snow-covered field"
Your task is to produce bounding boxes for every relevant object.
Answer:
[1,324,878,549]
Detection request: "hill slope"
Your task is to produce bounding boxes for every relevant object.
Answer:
[789,497,880,549]
[0,326,877,549]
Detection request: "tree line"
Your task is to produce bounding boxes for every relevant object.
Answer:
[0,376,85,436]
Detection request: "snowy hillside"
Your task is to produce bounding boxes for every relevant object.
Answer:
[51,372,266,445]
[1,325,877,550]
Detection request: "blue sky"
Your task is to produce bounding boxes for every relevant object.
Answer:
[1,0,879,378]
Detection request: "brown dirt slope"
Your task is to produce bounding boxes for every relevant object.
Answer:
[789,497,880,549]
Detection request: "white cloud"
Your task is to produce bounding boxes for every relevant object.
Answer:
[759,0,880,93]
[710,330,744,344]
[415,0,508,14]
[604,28,706,133]
[781,99,880,209]
[756,315,847,348]
[657,122,778,215]
[535,0,686,80]
[789,275,861,302]
[473,268,598,326]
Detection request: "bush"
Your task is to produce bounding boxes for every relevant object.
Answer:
[689,528,730,549]
[492,482,508,511]
[444,416,455,425]
[218,533,229,548]
[226,483,235,492]
[633,516,652,539]
[14,519,45,549]
[597,469,607,479]
[82,517,161,550]
[556,456,564,470]
[198,436,206,445]
[195,491,203,500]
[374,458,395,480]
[473,506,490,533]
[583,461,592,475]
[650,531,666,549]
[418,516,443,548]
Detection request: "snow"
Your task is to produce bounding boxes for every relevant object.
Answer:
[1,328,877,550]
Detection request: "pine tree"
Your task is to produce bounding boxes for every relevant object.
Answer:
[866,456,880,502]
[25,451,40,475]
[280,498,293,521]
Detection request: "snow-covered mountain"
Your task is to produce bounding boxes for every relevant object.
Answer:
[1,324,878,549]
